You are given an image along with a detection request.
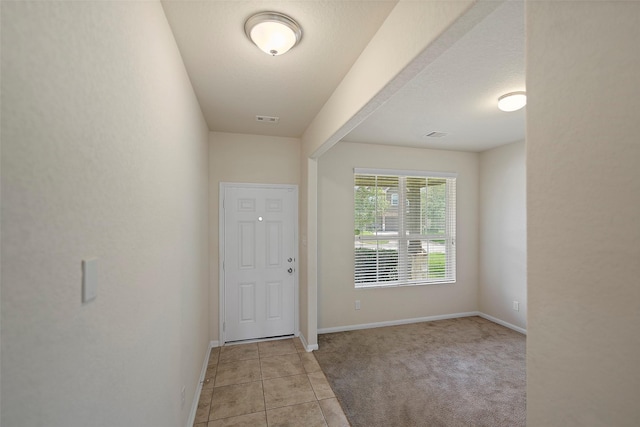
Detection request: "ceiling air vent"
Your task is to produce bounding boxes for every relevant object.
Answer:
[424,131,448,138]
[256,115,279,124]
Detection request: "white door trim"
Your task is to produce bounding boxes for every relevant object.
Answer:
[219,182,299,345]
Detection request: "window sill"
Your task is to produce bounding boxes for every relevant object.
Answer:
[355,280,456,289]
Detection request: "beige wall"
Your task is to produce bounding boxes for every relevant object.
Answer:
[1,2,209,426]
[527,1,640,425]
[300,1,502,347]
[479,141,526,330]
[298,157,310,344]
[209,132,301,342]
[297,157,319,348]
[317,142,479,330]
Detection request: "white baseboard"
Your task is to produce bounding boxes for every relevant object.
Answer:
[298,332,319,352]
[317,311,479,334]
[186,342,214,427]
[478,312,527,335]
[316,311,527,336]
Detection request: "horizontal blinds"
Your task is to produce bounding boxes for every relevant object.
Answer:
[354,172,456,287]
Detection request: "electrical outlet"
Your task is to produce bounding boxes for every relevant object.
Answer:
[355,300,361,310]
[513,301,519,311]
[180,386,186,409]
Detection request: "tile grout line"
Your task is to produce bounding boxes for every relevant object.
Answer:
[308,372,330,426]
[210,346,221,424]
[306,352,331,426]
[201,338,336,427]
[260,346,268,426]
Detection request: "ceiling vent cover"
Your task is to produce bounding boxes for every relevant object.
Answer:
[256,115,279,124]
[424,131,448,138]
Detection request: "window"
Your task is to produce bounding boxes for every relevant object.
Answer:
[354,169,456,287]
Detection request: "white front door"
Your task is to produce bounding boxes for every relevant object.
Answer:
[221,184,297,342]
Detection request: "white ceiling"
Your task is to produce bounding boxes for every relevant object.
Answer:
[162,0,525,153]
[344,0,525,152]
[162,0,397,137]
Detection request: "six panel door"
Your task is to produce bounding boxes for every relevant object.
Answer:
[223,185,296,342]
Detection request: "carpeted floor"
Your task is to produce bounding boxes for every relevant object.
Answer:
[314,316,526,427]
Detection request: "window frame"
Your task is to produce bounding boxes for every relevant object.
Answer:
[354,168,457,288]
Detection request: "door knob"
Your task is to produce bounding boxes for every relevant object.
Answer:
[288,258,293,263]
[288,268,293,273]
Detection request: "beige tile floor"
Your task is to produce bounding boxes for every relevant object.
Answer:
[194,337,350,427]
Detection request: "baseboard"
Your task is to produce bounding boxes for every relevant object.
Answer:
[298,331,319,352]
[478,312,527,335]
[317,311,479,334]
[186,342,215,427]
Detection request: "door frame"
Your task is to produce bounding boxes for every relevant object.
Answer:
[219,182,299,345]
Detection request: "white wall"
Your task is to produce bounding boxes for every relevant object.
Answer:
[1,2,209,426]
[317,142,479,330]
[209,132,301,342]
[527,1,640,425]
[297,157,319,349]
[479,141,526,330]
[300,0,499,347]
[302,0,491,158]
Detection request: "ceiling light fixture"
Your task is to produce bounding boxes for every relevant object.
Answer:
[498,91,527,112]
[245,12,302,56]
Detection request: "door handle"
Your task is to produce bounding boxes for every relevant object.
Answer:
[288,268,293,273]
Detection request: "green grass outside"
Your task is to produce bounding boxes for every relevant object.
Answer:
[427,253,445,278]
[355,248,446,283]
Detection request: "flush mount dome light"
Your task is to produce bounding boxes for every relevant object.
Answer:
[498,91,527,112]
[245,12,302,56]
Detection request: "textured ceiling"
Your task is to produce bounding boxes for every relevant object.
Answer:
[162,0,525,152]
[344,0,525,152]
[162,0,397,137]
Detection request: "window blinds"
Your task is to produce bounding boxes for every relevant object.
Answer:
[354,171,456,287]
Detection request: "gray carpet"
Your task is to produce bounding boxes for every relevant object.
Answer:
[314,316,526,427]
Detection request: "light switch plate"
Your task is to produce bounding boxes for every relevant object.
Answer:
[82,258,98,303]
